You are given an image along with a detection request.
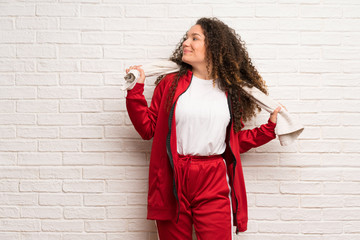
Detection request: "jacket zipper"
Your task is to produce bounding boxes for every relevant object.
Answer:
[166,74,193,223]
[226,94,240,233]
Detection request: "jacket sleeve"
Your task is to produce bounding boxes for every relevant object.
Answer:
[125,79,166,140]
[239,118,277,153]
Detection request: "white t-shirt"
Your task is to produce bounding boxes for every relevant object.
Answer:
[175,75,231,156]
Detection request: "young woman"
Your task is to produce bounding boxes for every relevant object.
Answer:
[126,17,281,240]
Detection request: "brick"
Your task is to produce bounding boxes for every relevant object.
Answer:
[0,127,16,138]
[258,222,299,233]
[84,194,127,206]
[21,207,62,219]
[323,48,360,60]
[37,113,80,126]
[0,207,19,218]
[345,197,360,207]
[0,45,15,58]
[82,32,123,44]
[124,32,168,46]
[280,182,322,194]
[246,181,279,194]
[82,140,123,152]
[17,127,58,138]
[324,19,360,32]
[0,74,14,86]
[213,6,255,17]
[17,101,58,113]
[300,87,341,100]
[83,167,125,179]
[81,5,123,17]
[0,219,40,231]
[64,207,105,219]
[60,18,103,31]
[0,5,35,16]
[257,167,299,180]
[342,141,360,153]
[38,87,79,99]
[128,219,156,231]
[81,60,123,72]
[0,60,34,71]
[40,167,81,179]
[60,126,103,138]
[41,220,83,232]
[37,32,79,44]
[85,220,127,232]
[16,74,57,86]
[300,6,341,18]
[321,154,360,167]
[63,153,104,165]
[301,196,343,208]
[81,113,123,125]
[0,193,37,205]
[301,222,342,234]
[301,33,341,46]
[0,19,14,30]
[125,167,148,180]
[0,153,16,165]
[104,47,146,59]
[0,181,18,192]
[107,233,148,240]
[125,5,166,18]
[324,183,360,195]
[0,141,37,152]
[0,87,36,99]
[104,18,146,31]
[37,60,79,72]
[105,152,147,166]
[323,127,360,139]
[36,4,78,17]
[248,207,279,220]
[104,126,140,139]
[120,139,152,152]
[103,100,126,111]
[59,45,102,58]
[21,233,61,240]
[324,209,360,220]
[107,180,147,193]
[60,73,103,86]
[18,161,49,180]
[107,207,146,218]
[63,180,104,193]
[16,17,58,30]
[20,180,62,192]
[127,193,147,205]
[39,140,80,152]
[300,168,342,181]
[39,194,81,206]
[280,208,321,221]
[299,140,341,153]
[17,45,56,58]
[63,233,106,240]
[82,86,123,98]
[279,19,322,31]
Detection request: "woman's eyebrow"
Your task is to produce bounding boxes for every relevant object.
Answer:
[186,32,202,37]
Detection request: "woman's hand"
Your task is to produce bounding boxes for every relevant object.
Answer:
[270,104,287,124]
[126,65,145,84]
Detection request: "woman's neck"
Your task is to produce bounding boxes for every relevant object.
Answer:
[192,64,213,80]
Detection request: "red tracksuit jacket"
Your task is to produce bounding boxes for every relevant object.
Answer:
[126,69,276,233]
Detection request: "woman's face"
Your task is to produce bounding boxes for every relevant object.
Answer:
[182,24,207,67]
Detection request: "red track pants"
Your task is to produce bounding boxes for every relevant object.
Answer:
[156,154,233,240]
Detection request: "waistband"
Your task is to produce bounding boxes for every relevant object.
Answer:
[177,154,223,162]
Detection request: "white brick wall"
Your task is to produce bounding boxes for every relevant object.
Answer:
[0,0,359,239]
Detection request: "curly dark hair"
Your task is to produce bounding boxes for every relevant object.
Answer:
[156,17,268,132]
